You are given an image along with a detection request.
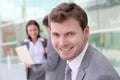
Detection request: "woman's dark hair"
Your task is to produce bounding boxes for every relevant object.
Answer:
[26,20,41,40]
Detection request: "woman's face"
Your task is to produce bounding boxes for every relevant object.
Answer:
[27,24,39,40]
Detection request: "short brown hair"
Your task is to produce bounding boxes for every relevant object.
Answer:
[43,15,49,27]
[49,2,88,31]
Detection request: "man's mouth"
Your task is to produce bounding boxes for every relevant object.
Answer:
[59,47,73,53]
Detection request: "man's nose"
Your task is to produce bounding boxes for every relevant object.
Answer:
[59,37,68,46]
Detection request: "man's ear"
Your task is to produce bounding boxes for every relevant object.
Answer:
[48,27,51,32]
[84,25,89,39]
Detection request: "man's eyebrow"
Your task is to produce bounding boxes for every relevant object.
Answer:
[51,32,59,35]
[51,32,57,34]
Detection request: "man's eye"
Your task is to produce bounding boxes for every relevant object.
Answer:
[67,33,74,37]
[52,33,59,38]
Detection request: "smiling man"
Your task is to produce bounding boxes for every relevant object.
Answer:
[50,18,88,62]
[48,2,120,80]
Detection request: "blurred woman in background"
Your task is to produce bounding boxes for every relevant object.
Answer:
[22,20,47,80]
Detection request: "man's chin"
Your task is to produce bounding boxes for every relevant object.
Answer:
[59,55,70,61]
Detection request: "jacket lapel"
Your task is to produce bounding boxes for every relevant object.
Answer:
[76,68,86,80]
[76,45,93,80]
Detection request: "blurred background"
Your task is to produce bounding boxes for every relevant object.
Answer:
[0,0,120,80]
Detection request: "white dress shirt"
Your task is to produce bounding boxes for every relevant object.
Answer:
[67,42,89,80]
[24,38,44,64]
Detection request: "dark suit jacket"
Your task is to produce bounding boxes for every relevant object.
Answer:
[74,44,120,80]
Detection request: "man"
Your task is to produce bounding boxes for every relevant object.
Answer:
[40,15,66,80]
[48,2,120,80]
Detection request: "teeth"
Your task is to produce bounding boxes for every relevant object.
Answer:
[60,48,70,51]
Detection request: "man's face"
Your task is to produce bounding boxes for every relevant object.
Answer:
[50,18,89,62]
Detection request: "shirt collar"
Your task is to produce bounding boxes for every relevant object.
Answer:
[25,38,42,45]
[67,42,89,71]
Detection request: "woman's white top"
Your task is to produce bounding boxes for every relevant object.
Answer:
[24,38,44,64]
